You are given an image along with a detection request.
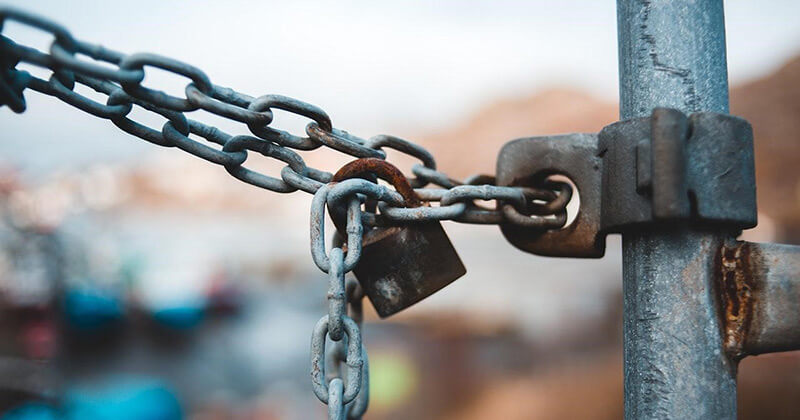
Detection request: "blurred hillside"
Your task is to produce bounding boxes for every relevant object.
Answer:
[420,88,617,178]
[731,56,800,242]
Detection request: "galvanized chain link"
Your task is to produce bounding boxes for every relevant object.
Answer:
[323,281,369,419]
[310,189,368,418]
[0,6,572,230]
[0,7,575,419]
[343,278,369,419]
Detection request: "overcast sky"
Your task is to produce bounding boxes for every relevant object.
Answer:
[2,0,799,173]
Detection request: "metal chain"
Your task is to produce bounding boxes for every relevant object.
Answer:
[0,7,575,419]
[0,6,571,229]
[310,191,368,418]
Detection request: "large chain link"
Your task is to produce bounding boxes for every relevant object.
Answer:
[0,6,574,418]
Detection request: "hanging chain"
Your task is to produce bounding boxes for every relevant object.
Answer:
[310,190,369,418]
[0,6,573,418]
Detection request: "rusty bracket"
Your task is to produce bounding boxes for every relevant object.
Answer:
[496,108,757,258]
[716,241,800,359]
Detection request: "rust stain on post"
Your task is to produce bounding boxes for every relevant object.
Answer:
[715,242,756,360]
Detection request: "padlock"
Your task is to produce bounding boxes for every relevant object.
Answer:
[330,158,466,318]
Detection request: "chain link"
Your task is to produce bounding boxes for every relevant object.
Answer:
[310,190,368,417]
[0,7,576,419]
[324,279,369,419]
[0,6,571,229]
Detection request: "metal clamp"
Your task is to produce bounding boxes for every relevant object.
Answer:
[496,108,757,258]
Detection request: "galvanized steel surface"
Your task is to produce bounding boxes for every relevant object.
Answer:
[0,8,572,417]
[622,228,737,419]
[309,188,368,417]
[617,0,737,419]
[4,3,793,420]
[0,6,571,230]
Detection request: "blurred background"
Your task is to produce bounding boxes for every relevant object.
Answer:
[0,1,799,418]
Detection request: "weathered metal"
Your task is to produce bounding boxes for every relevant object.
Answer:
[496,133,603,257]
[332,158,421,207]
[495,108,756,258]
[617,0,737,419]
[331,159,467,318]
[0,5,571,230]
[307,181,369,418]
[5,4,796,420]
[327,281,370,419]
[623,229,737,419]
[717,241,800,358]
[352,221,466,318]
[310,315,363,404]
[600,110,756,232]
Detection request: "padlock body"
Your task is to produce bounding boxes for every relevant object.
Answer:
[353,221,465,318]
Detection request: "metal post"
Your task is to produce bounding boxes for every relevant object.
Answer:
[617,1,737,419]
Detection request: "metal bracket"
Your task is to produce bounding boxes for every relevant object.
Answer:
[716,241,800,359]
[496,108,757,258]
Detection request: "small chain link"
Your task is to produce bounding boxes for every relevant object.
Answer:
[0,7,575,419]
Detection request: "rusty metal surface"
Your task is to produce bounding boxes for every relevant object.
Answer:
[617,0,737,419]
[623,228,737,419]
[330,159,466,318]
[717,241,800,358]
[332,158,420,206]
[495,108,755,259]
[600,109,756,233]
[496,133,604,258]
[352,221,466,318]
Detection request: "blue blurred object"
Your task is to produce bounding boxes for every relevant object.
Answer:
[3,380,184,420]
[65,380,183,420]
[63,288,124,332]
[150,303,205,331]
[2,403,59,420]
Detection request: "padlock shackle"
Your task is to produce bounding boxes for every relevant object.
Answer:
[332,158,421,207]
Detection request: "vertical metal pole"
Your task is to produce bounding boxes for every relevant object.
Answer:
[617,1,737,419]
